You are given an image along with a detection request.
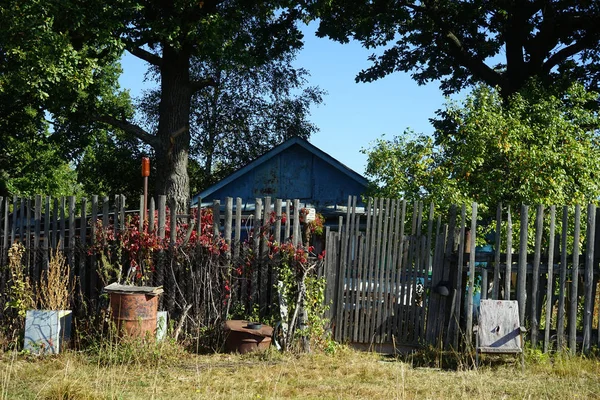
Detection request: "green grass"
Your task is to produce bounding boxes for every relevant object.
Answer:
[1,343,600,399]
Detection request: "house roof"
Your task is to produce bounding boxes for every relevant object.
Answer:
[192,136,368,205]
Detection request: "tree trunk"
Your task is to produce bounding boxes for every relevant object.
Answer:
[154,45,192,213]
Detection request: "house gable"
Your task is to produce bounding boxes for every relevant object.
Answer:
[193,137,368,209]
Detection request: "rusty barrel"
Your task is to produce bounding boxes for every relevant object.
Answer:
[223,320,273,354]
[109,292,158,338]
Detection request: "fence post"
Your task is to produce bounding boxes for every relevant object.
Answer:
[569,205,581,354]
[517,204,529,326]
[465,202,477,346]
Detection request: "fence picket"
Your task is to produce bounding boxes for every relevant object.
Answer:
[517,205,529,326]
[544,206,556,353]
[492,203,502,300]
[557,206,568,350]
[359,198,374,343]
[531,205,544,347]
[583,204,595,353]
[452,204,466,349]
[465,203,477,346]
[569,205,581,353]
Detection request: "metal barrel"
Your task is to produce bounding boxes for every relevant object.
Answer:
[109,292,159,338]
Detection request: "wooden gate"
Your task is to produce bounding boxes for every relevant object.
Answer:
[323,197,459,348]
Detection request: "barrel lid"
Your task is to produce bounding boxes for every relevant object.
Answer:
[224,320,273,337]
[104,282,164,295]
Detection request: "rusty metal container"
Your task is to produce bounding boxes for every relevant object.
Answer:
[223,320,273,354]
[105,283,163,339]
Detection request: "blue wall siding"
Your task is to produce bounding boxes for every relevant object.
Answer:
[202,144,366,207]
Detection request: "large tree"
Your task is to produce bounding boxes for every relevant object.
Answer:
[310,1,600,97]
[138,53,325,191]
[1,1,305,209]
[364,83,600,212]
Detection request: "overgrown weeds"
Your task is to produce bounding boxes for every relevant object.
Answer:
[37,245,72,311]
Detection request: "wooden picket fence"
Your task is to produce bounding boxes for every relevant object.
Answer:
[325,198,600,353]
[2,193,600,354]
[0,194,313,323]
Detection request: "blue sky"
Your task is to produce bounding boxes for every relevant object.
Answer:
[118,22,450,176]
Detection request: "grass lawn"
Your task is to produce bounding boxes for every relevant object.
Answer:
[1,344,599,399]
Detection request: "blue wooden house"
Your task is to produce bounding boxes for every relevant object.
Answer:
[192,137,368,214]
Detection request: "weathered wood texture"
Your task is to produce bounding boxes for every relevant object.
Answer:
[2,195,600,354]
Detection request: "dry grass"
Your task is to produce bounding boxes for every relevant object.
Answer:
[38,246,71,311]
[1,345,600,400]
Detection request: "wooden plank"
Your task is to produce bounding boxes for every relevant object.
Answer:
[452,204,466,349]
[583,204,595,353]
[569,204,581,354]
[505,206,513,299]
[388,200,404,342]
[90,195,98,300]
[557,206,568,350]
[260,197,270,311]
[492,203,502,300]
[11,196,17,245]
[530,204,544,348]
[0,197,4,298]
[334,216,345,342]
[350,196,362,342]
[148,197,155,233]
[274,199,282,244]
[2,197,9,262]
[212,200,220,238]
[361,198,376,342]
[119,195,126,233]
[235,198,242,258]
[402,201,419,343]
[166,198,177,313]
[292,199,299,246]
[400,202,418,343]
[60,197,66,252]
[251,198,262,305]
[24,198,30,274]
[52,198,58,249]
[284,200,291,241]
[324,227,333,320]
[441,206,457,348]
[544,206,556,353]
[568,204,581,354]
[410,202,424,343]
[79,198,87,299]
[368,198,385,343]
[340,196,353,342]
[381,199,397,342]
[43,196,50,274]
[33,195,41,282]
[517,204,529,326]
[224,197,233,251]
[68,196,76,284]
[139,195,144,231]
[465,202,477,346]
[426,222,445,345]
[358,198,373,343]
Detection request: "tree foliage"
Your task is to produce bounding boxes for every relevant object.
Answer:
[310,0,600,96]
[363,83,600,213]
[1,0,308,208]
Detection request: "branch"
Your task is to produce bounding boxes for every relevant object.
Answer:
[413,2,506,88]
[189,77,217,93]
[128,47,163,67]
[97,115,159,147]
[542,36,599,75]
[445,31,506,88]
